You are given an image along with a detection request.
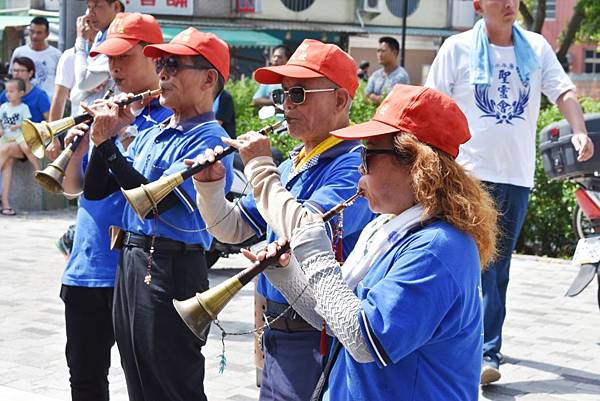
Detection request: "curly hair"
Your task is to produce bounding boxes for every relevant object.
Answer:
[392,133,498,269]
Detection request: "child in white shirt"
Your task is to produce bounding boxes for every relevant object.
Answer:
[0,78,40,215]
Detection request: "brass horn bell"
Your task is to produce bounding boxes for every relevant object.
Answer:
[34,146,74,193]
[123,119,284,220]
[22,117,77,159]
[121,174,185,221]
[173,276,243,341]
[172,191,363,343]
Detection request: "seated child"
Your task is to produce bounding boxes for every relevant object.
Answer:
[0,78,41,215]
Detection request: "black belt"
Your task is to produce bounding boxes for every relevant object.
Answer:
[123,232,204,253]
[265,299,317,332]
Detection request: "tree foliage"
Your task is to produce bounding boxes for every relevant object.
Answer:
[520,0,600,70]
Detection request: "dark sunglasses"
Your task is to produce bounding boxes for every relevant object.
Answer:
[154,56,211,76]
[271,86,336,105]
[360,148,411,175]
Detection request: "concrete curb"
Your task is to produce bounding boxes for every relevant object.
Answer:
[513,252,572,265]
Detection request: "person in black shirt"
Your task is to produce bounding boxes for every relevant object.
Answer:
[215,89,236,138]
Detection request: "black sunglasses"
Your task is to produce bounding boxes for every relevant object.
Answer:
[154,56,211,76]
[360,148,411,175]
[271,86,336,105]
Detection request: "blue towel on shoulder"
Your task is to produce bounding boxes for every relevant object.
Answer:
[470,19,539,86]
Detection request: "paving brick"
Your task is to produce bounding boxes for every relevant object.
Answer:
[2,211,600,400]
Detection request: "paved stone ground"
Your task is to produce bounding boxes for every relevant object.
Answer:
[0,209,599,401]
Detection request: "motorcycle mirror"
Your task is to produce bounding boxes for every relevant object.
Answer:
[258,105,283,120]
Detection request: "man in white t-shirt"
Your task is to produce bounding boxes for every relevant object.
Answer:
[10,17,62,99]
[49,48,76,121]
[426,0,593,386]
[46,48,78,161]
[49,14,100,123]
[46,14,100,159]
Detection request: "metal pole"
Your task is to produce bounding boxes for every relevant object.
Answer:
[58,0,66,51]
[59,0,86,51]
[400,0,408,67]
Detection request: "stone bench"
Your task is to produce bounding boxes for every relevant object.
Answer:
[2,159,68,212]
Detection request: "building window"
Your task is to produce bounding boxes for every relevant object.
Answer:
[545,0,556,19]
[386,0,419,18]
[584,49,600,74]
[280,0,314,12]
[237,0,256,12]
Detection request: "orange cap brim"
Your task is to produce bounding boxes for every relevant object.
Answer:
[143,43,199,58]
[90,37,139,57]
[330,119,399,140]
[254,64,325,84]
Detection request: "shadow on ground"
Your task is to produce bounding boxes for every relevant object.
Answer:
[482,355,600,399]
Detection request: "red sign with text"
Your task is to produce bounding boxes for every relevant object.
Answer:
[237,0,256,12]
[125,0,193,15]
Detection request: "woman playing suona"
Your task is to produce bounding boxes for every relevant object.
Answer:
[245,84,498,401]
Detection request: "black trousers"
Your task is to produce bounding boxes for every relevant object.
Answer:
[60,285,115,401]
[113,245,209,401]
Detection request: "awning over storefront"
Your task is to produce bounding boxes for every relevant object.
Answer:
[0,15,35,40]
[162,25,282,48]
[0,14,59,41]
[366,25,461,38]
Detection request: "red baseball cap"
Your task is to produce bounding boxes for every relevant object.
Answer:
[143,27,230,81]
[331,85,471,158]
[90,13,163,57]
[253,39,359,97]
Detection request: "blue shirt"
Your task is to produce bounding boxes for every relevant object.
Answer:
[0,85,50,122]
[62,99,172,287]
[365,66,410,97]
[240,140,375,303]
[123,112,234,246]
[324,221,483,401]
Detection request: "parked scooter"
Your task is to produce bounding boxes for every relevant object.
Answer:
[205,106,286,267]
[572,183,600,241]
[540,113,600,309]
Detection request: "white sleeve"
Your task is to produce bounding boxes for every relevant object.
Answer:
[193,177,256,243]
[261,257,326,331]
[424,39,457,96]
[74,38,109,92]
[55,50,75,89]
[540,38,576,104]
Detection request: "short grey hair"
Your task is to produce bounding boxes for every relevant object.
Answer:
[192,55,225,99]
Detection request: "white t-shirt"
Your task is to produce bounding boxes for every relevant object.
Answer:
[55,47,75,90]
[425,30,575,188]
[0,102,32,141]
[11,45,62,99]
[55,47,81,116]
